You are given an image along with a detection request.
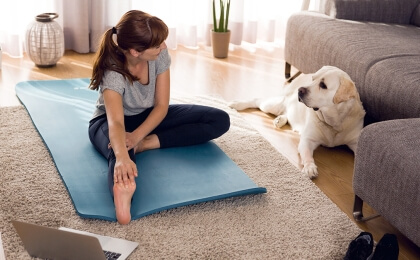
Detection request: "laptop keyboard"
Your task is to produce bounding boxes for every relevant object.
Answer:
[103,250,122,260]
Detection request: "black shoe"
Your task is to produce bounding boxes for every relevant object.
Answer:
[344,232,374,260]
[371,233,399,260]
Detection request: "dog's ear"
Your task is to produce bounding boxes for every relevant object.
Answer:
[333,77,357,104]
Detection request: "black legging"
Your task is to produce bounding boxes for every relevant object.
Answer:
[88,104,230,195]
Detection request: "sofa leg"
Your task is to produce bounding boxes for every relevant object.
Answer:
[353,195,381,222]
[285,62,291,79]
[285,62,302,83]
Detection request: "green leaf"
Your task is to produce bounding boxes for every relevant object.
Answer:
[225,0,230,32]
[213,0,217,31]
[213,0,230,33]
[219,0,224,32]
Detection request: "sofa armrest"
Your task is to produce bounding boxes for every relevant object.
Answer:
[353,118,420,247]
[320,0,420,24]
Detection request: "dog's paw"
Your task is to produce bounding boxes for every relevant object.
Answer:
[302,163,318,179]
[228,100,247,111]
[273,115,287,129]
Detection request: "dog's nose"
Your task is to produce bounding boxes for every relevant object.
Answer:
[298,87,307,98]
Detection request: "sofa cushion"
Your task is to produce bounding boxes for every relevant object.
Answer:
[322,0,420,24]
[285,12,420,122]
[411,3,420,26]
[353,119,420,247]
[364,56,420,121]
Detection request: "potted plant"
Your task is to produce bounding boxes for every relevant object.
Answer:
[211,0,231,58]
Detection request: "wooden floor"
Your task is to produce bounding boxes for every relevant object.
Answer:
[1,45,419,259]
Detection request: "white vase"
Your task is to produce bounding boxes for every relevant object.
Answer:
[26,13,65,67]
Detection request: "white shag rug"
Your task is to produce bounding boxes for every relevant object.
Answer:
[0,95,360,259]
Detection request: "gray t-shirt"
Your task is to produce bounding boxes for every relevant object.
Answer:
[91,48,171,119]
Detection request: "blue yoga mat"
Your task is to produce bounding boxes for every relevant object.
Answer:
[15,79,266,221]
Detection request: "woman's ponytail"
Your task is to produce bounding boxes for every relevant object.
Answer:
[89,28,126,90]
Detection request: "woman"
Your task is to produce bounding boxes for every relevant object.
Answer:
[88,10,230,224]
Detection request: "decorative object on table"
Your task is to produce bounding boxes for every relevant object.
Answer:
[211,0,231,58]
[25,13,64,67]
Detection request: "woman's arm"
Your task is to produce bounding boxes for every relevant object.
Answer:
[125,69,171,149]
[103,89,138,187]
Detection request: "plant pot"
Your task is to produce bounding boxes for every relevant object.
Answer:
[211,30,231,59]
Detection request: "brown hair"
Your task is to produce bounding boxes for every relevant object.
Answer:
[89,10,169,90]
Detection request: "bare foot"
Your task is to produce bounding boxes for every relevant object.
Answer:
[134,135,160,154]
[113,182,136,225]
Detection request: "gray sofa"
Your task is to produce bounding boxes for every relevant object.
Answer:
[284,0,420,247]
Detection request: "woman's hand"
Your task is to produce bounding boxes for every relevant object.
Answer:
[114,155,138,188]
[124,131,139,151]
[107,131,140,152]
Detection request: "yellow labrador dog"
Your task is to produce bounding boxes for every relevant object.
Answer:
[229,66,366,179]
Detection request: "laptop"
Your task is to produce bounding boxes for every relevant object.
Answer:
[12,220,138,260]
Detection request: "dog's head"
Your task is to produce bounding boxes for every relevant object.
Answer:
[298,66,358,111]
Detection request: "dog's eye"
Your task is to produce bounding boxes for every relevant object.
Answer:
[319,81,327,89]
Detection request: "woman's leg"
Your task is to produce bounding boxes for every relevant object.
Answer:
[88,116,136,224]
[88,116,136,194]
[125,104,230,150]
[155,104,230,148]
